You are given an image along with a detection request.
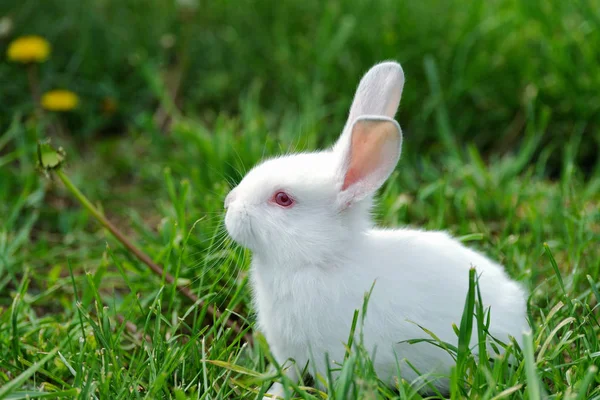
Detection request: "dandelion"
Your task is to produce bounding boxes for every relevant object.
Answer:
[41,90,79,112]
[7,35,50,63]
[7,35,51,114]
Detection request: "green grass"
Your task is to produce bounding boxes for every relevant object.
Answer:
[1,0,600,399]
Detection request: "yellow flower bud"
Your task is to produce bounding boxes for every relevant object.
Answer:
[41,90,79,112]
[7,35,50,63]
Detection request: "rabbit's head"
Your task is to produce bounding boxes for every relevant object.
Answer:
[225,62,404,266]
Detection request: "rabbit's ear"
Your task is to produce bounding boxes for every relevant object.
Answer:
[334,61,404,154]
[336,116,402,206]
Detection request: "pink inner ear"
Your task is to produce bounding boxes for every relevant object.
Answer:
[342,168,359,190]
[342,121,394,191]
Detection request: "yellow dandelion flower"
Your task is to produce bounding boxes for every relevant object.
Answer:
[7,35,51,63]
[41,90,79,112]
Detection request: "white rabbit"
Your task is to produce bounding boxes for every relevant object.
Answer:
[224,61,528,397]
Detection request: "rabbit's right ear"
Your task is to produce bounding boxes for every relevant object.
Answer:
[333,61,405,154]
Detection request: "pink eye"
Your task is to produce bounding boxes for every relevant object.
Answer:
[273,191,294,207]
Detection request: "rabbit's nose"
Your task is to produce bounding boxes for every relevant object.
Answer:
[224,189,237,209]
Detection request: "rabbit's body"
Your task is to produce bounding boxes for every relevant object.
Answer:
[251,228,527,391]
[224,61,528,395]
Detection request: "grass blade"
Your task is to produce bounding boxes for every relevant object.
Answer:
[575,365,598,400]
[544,243,566,296]
[522,331,542,400]
[457,268,477,370]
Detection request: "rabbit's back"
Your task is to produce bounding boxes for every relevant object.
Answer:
[359,228,528,346]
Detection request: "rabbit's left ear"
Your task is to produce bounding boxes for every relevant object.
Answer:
[336,115,402,207]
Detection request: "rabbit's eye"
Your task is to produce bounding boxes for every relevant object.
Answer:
[273,191,294,208]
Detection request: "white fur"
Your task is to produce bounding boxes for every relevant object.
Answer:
[224,61,528,396]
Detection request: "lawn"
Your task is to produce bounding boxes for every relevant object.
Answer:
[1,0,599,399]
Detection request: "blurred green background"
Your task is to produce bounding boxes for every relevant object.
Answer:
[3,0,599,172]
[1,0,600,398]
